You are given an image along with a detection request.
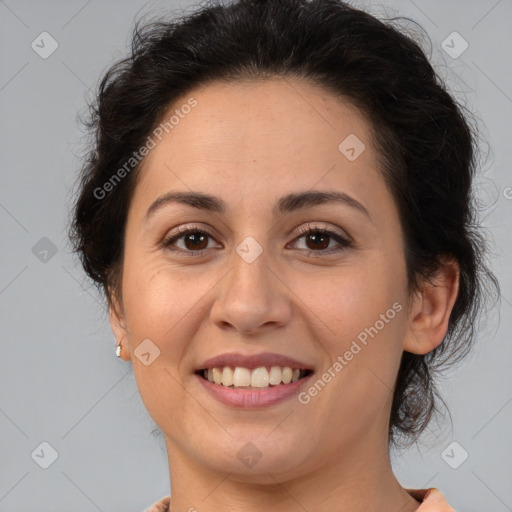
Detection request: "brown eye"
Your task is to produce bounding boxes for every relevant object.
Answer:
[162,225,351,257]
[292,227,352,255]
[181,232,209,251]
[304,232,330,251]
[162,228,217,254]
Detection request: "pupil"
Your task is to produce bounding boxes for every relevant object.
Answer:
[186,233,207,250]
[308,233,329,250]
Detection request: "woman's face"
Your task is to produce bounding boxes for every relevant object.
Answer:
[111,77,415,480]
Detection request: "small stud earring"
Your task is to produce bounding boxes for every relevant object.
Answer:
[115,342,122,358]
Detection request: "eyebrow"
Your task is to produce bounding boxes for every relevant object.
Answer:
[145,189,371,222]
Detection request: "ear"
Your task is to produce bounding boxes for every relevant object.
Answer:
[108,288,131,361]
[403,258,460,355]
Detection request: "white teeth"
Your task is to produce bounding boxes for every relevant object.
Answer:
[212,367,222,385]
[202,365,309,388]
[282,367,293,384]
[233,367,251,387]
[221,366,233,387]
[251,367,270,387]
[269,366,282,385]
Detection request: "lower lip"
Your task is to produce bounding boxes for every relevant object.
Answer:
[196,373,313,408]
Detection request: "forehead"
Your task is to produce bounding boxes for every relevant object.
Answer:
[153,77,374,164]
[131,77,393,222]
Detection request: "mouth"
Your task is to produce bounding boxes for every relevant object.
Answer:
[195,366,314,389]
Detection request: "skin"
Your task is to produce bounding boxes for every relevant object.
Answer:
[109,77,459,512]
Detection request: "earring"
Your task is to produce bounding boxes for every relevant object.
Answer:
[115,342,122,358]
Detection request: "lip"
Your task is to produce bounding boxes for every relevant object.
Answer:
[197,352,314,371]
[196,371,314,408]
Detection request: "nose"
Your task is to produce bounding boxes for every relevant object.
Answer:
[209,244,292,335]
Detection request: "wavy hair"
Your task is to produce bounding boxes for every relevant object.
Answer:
[69,0,500,448]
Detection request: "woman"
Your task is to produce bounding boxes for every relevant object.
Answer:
[69,0,499,510]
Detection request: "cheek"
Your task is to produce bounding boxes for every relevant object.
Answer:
[292,255,407,410]
[292,258,406,351]
[121,257,224,362]
[296,274,406,436]
[122,257,183,329]
[120,260,203,426]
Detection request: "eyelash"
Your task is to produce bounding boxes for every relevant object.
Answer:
[161,224,352,257]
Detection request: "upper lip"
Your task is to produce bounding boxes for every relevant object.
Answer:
[196,352,314,371]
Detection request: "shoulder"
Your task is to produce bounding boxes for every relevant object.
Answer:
[143,495,171,512]
[406,488,456,511]
[146,489,455,512]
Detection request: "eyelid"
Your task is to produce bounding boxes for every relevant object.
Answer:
[164,223,220,241]
[294,222,351,241]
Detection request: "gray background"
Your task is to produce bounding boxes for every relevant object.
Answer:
[0,0,511,510]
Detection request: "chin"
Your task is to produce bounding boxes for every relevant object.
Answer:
[198,436,313,480]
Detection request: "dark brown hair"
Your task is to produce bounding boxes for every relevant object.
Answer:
[68,0,500,448]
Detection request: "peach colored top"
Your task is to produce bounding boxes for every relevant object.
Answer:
[144,488,454,511]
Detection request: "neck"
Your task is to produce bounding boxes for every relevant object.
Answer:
[163,431,420,512]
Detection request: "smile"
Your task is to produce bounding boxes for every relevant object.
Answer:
[197,366,313,388]
[194,352,315,407]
